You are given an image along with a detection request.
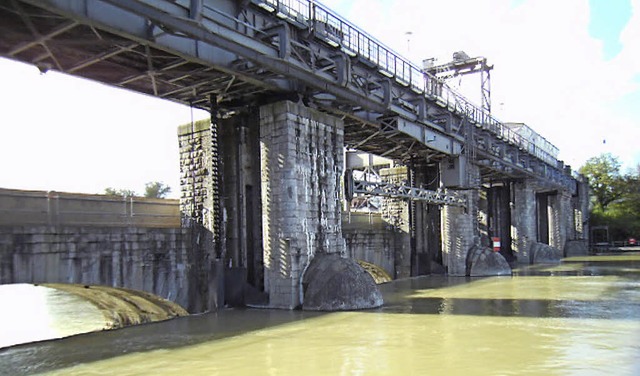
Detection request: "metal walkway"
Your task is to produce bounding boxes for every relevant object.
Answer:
[0,0,574,189]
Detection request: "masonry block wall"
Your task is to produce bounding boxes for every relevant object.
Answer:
[549,190,573,252]
[379,166,411,279]
[177,119,218,312]
[573,178,590,241]
[260,101,345,309]
[342,213,395,277]
[441,163,480,275]
[511,180,537,264]
[0,226,195,310]
[178,119,215,232]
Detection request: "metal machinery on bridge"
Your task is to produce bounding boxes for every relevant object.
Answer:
[0,0,574,192]
[423,52,494,115]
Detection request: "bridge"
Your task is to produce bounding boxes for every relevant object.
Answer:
[0,0,589,312]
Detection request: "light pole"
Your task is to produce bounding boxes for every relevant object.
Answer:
[405,31,413,54]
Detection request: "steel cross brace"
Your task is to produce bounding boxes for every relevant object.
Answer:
[351,179,467,207]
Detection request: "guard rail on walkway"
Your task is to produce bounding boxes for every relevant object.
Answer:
[250,0,559,167]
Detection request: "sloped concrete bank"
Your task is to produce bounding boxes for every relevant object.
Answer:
[43,284,188,330]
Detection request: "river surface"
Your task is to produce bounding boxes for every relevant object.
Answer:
[1,255,640,375]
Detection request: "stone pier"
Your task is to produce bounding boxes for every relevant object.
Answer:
[412,163,443,275]
[379,166,411,279]
[177,119,218,312]
[179,101,381,310]
[260,101,347,309]
[511,180,537,264]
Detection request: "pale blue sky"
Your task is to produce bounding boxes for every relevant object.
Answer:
[0,0,638,197]
[588,0,632,59]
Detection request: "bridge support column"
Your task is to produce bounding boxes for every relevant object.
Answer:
[565,178,590,256]
[548,190,573,254]
[260,101,346,309]
[486,183,514,263]
[379,166,411,279]
[511,180,537,264]
[178,119,219,313]
[412,163,443,275]
[441,163,480,276]
[217,109,266,305]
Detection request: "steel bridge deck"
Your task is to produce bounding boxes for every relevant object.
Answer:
[0,0,574,190]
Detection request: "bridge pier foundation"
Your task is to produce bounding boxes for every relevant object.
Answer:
[379,166,411,279]
[259,101,348,309]
[548,190,573,254]
[511,180,538,264]
[486,183,514,263]
[412,164,444,275]
[511,177,589,264]
[441,163,481,276]
[180,101,383,310]
[178,119,218,313]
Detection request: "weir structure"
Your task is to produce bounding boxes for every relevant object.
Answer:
[0,0,589,311]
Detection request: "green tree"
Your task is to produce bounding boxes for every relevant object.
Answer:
[144,181,171,198]
[578,153,622,211]
[580,156,640,241]
[104,187,137,197]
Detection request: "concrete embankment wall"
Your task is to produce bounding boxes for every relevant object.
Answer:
[0,188,203,311]
[0,188,398,310]
[342,212,396,278]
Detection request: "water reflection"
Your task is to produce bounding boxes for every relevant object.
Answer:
[0,284,106,348]
[1,255,640,375]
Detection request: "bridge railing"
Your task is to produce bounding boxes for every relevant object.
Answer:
[250,0,561,170]
[0,188,180,228]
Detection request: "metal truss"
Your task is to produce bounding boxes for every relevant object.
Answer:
[350,179,467,207]
[0,0,575,191]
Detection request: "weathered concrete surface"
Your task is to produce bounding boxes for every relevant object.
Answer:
[442,163,481,276]
[0,225,206,312]
[177,119,219,312]
[379,166,411,279]
[531,242,562,264]
[549,190,573,252]
[466,245,512,277]
[260,101,345,309]
[564,240,588,257]
[511,181,537,264]
[302,253,383,311]
[413,163,443,276]
[343,212,396,279]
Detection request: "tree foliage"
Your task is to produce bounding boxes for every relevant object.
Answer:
[104,181,171,199]
[104,187,137,197]
[578,153,622,210]
[579,153,639,240]
[144,181,171,199]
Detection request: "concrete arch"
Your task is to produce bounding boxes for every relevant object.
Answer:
[356,260,393,284]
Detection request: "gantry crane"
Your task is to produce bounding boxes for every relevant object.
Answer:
[423,52,494,114]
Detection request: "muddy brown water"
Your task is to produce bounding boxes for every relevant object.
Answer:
[1,255,639,375]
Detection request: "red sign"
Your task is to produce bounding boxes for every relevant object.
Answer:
[492,237,501,252]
